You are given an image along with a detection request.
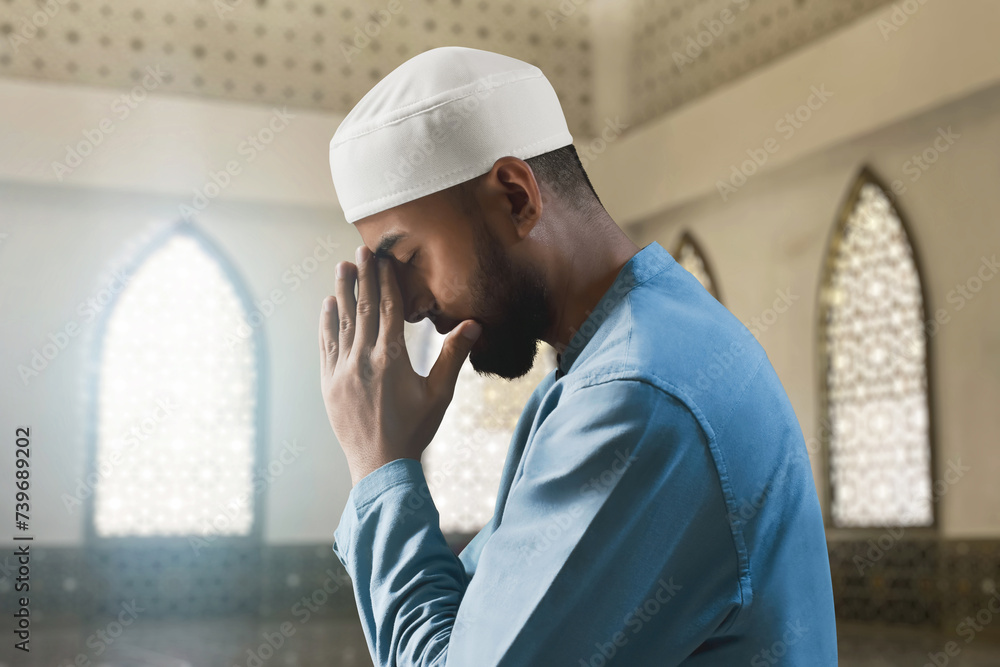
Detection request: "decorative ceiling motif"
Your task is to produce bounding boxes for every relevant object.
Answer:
[0,0,897,139]
[0,0,595,136]
[625,0,895,126]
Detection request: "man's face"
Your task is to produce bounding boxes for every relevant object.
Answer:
[355,184,551,381]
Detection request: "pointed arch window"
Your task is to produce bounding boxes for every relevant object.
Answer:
[90,223,263,538]
[672,231,722,302]
[410,320,557,536]
[818,169,934,528]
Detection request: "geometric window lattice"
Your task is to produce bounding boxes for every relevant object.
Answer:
[95,230,257,537]
[672,230,722,302]
[410,319,558,535]
[818,170,934,528]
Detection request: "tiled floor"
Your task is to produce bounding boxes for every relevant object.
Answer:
[3,617,1000,666]
[835,622,1000,666]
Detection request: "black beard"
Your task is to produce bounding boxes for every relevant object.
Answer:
[466,221,552,381]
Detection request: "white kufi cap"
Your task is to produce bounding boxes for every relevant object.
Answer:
[329,46,574,223]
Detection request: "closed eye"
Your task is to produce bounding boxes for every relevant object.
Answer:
[404,249,418,266]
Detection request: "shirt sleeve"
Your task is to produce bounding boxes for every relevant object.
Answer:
[332,377,746,667]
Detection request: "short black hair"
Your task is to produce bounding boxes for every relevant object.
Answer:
[453,143,603,217]
[524,143,603,212]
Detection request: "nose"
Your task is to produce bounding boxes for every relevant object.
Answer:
[405,302,434,324]
[405,295,441,325]
[404,295,434,324]
[392,264,437,325]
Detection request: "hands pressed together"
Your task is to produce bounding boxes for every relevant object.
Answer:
[318,244,482,486]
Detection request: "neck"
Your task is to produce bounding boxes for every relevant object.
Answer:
[542,213,641,358]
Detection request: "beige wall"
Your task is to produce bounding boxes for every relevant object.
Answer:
[589,0,1000,223]
[2,0,998,547]
[0,182,364,546]
[584,0,1000,540]
[624,80,1000,539]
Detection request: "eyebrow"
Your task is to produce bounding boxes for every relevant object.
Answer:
[373,231,407,260]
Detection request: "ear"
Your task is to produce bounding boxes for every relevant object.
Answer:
[489,157,543,240]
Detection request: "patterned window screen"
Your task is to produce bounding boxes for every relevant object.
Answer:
[409,320,557,534]
[819,171,934,528]
[672,231,722,302]
[95,229,258,537]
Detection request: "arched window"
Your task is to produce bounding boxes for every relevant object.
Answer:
[672,231,722,302]
[818,169,934,528]
[89,222,263,538]
[410,320,557,535]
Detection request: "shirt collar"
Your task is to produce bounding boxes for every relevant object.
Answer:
[553,241,673,379]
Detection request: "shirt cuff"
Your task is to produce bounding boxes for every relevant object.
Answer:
[332,457,428,565]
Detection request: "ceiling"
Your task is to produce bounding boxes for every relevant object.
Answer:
[625,0,895,127]
[0,0,894,140]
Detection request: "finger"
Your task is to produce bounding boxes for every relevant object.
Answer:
[428,320,481,400]
[376,256,405,352]
[319,296,338,370]
[354,245,379,353]
[335,260,358,356]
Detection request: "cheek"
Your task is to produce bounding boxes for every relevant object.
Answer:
[428,266,476,311]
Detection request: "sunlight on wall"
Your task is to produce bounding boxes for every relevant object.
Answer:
[411,320,556,534]
[95,233,257,536]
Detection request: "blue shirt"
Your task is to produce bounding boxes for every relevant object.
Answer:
[332,241,838,666]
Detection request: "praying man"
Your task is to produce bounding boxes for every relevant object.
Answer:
[318,46,838,666]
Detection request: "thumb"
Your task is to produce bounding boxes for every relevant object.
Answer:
[428,319,481,395]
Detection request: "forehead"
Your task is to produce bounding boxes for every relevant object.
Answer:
[355,187,464,251]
